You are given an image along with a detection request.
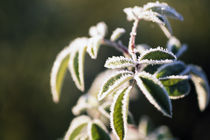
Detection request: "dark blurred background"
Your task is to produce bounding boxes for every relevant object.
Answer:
[0,0,210,139]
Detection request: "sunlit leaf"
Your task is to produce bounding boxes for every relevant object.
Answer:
[124,7,165,25]
[110,28,126,41]
[104,56,136,69]
[64,115,91,140]
[89,22,107,38]
[88,120,111,140]
[68,38,88,91]
[143,1,183,21]
[87,37,102,59]
[160,75,190,99]
[134,72,172,117]
[111,86,132,140]
[189,65,210,111]
[155,61,186,78]
[138,47,176,65]
[50,46,71,103]
[98,70,133,100]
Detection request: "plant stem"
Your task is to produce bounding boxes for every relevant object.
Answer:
[103,39,129,56]
[128,19,139,60]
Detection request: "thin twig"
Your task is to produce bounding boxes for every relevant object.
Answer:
[128,19,139,60]
[102,39,129,56]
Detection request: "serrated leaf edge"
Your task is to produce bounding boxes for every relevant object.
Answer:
[139,47,176,61]
[134,72,172,117]
[98,70,134,101]
[159,75,189,80]
[105,56,136,69]
[110,86,132,140]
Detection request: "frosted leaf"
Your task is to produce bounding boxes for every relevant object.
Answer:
[143,1,183,21]
[50,46,71,103]
[135,72,172,117]
[138,47,176,65]
[189,65,210,111]
[98,70,134,100]
[89,22,107,38]
[155,61,186,78]
[123,7,165,25]
[64,115,91,140]
[68,37,88,91]
[88,70,118,97]
[110,28,126,41]
[160,75,190,99]
[88,120,111,140]
[87,37,102,59]
[110,86,132,140]
[105,56,136,69]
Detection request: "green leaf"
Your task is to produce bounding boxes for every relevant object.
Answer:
[138,47,176,65]
[88,70,118,97]
[142,64,162,74]
[50,46,71,103]
[64,116,90,140]
[88,120,111,140]
[111,86,132,140]
[98,71,133,100]
[104,56,135,69]
[189,65,210,111]
[69,38,88,91]
[160,76,190,99]
[135,72,172,117]
[87,37,102,59]
[155,61,186,78]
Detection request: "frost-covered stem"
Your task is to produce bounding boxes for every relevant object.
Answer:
[103,39,129,56]
[128,20,139,60]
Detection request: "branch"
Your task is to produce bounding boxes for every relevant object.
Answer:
[103,39,129,56]
[128,20,139,60]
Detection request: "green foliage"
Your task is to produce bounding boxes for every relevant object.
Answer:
[111,87,131,140]
[49,1,210,139]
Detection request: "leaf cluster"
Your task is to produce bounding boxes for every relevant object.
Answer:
[49,1,210,140]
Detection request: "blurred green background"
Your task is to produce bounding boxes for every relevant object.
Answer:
[0,0,210,139]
